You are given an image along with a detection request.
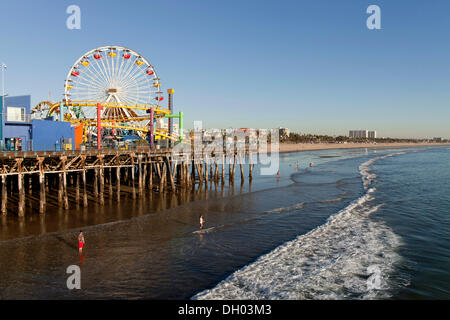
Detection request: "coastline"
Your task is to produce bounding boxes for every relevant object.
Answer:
[272,142,450,154]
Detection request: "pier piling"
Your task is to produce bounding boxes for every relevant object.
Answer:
[0,146,255,216]
[2,176,7,215]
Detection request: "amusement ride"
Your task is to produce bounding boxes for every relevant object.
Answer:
[31,46,183,148]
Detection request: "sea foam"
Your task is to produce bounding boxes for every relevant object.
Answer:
[193,153,406,300]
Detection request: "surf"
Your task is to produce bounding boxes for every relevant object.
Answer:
[193,152,407,300]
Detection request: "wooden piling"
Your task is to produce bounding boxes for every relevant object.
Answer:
[205,159,209,187]
[215,158,219,182]
[75,171,80,205]
[171,161,177,186]
[94,168,99,198]
[166,157,175,191]
[58,173,63,205]
[160,163,166,193]
[231,155,236,183]
[63,171,69,210]
[138,155,143,197]
[130,154,136,199]
[196,163,202,184]
[18,172,25,217]
[149,162,153,191]
[62,158,69,210]
[222,154,225,184]
[108,168,113,196]
[210,161,213,179]
[116,166,121,203]
[143,160,147,191]
[240,157,245,184]
[82,169,88,207]
[99,167,104,206]
[38,159,46,214]
[1,176,7,215]
[187,162,192,187]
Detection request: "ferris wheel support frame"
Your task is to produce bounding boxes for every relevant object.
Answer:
[97,103,103,151]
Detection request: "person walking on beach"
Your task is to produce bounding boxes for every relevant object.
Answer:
[199,215,205,230]
[78,231,85,254]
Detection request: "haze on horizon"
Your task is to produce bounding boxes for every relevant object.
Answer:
[0,0,449,139]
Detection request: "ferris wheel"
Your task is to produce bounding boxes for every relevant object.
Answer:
[64,46,164,123]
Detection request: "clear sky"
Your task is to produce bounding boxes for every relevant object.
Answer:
[0,0,449,138]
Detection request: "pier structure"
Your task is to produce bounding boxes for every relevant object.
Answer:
[0,146,255,216]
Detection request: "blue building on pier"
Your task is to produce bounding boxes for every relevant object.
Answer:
[0,95,32,151]
[0,95,76,151]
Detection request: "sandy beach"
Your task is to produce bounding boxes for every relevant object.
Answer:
[273,142,450,153]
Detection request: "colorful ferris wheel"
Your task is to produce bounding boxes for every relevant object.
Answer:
[63,46,165,125]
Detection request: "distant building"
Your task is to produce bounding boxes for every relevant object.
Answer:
[368,131,377,139]
[279,127,290,140]
[238,128,258,139]
[349,130,377,139]
[433,137,442,142]
[156,118,167,130]
[172,123,179,138]
[349,130,368,139]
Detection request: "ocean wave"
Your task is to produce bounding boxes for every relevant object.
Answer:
[359,152,405,190]
[193,152,406,300]
[263,202,306,214]
[315,198,345,204]
[264,197,344,215]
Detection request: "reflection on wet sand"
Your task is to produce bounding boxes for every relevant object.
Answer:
[0,178,247,242]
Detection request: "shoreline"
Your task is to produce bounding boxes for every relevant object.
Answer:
[272,142,450,154]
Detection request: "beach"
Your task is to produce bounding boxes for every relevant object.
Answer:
[275,142,449,153]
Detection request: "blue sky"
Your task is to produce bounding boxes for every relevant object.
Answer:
[0,0,449,138]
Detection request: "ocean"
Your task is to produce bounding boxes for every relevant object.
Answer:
[0,147,449,299]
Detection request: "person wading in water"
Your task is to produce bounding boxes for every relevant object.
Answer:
[199,215,206,230]
[78,231,85,254]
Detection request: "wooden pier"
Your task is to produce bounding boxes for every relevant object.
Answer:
[0,146,255,216]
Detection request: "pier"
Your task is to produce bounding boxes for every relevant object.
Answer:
[0,146,255,216]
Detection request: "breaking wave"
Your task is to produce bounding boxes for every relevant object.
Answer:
[264,202,305,214]
[193,153,406,300]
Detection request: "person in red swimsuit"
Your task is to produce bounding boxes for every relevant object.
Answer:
[78,231,85,254]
